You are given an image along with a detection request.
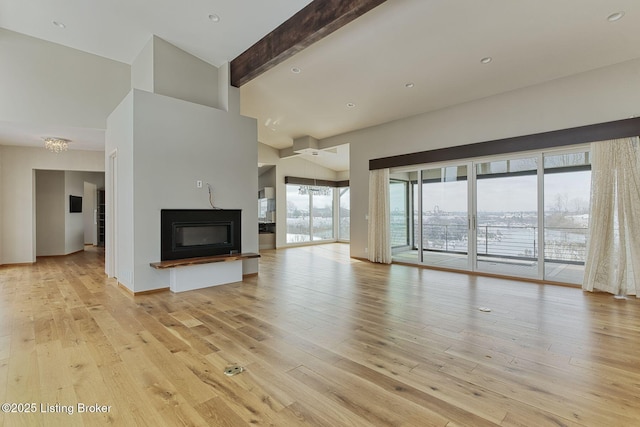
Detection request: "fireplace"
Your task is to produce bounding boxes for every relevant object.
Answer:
[161,209,241,261]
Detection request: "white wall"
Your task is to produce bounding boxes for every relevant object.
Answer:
[0,146,105,264]
[133,35,222,106]
[0,28,130,129]
[107,89,258,292]
[35,170,65,256]
[258,142,280,164]
[152,36,220,109]
[131,37,154,93]
[258,167,276,191]
[319,57,640,259]
[105,92,135,287]
[336,170,350,181]
[0,147,3,263]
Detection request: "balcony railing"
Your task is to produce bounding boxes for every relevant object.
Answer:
[394,223,587,264]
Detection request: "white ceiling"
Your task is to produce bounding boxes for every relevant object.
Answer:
[0,0,313,66]
[241,0,640,153]
[2,0,640,172]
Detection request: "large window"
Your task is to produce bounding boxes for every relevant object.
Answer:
[543,151,591,283]
[390,147,591,285]
[422,167,468,254]
[311,190,334,240]
[286,184,335,243]
[338,187,350,241]
[476,157,539,278]
[421,165,469,270]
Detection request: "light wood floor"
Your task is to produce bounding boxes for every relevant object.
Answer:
[2,244,640,426]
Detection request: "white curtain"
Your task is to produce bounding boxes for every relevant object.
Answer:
[368,168,392,264]
[583,137,640,297]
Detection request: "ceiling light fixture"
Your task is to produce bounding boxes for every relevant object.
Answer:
[208,14,221,22]
[480,57,492,64]
[291,67,301,74]
[607,11,625,22]
[43,137,70,153]
[346,102,356,108]
[52,21,66,29]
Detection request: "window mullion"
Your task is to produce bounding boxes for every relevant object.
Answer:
[309,191,313,241]
[537,153,545,279]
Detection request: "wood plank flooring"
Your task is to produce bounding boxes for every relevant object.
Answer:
[1,244,640,426]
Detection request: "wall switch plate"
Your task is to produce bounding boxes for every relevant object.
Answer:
[196,180,203,188]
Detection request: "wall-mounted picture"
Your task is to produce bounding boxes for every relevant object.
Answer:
[69,195,83,213]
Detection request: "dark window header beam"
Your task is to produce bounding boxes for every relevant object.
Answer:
[369,117,640,170]
[285,176,349,187]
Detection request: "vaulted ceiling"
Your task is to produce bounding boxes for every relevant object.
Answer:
[2,0,640,172]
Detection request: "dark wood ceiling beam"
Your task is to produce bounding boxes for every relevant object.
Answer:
[230,0,388,87]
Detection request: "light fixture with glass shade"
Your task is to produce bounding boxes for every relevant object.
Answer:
[43,137,71,153]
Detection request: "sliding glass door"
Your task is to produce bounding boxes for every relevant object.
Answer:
[543,151,591,284]
[474,157,539,278]
[420,165,470,270]
[390,178,416,262]
[391,146,591,285]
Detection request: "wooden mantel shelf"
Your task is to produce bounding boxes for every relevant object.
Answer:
[150,253,260,269]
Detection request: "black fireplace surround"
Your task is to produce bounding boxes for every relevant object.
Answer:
[161,209,241,261]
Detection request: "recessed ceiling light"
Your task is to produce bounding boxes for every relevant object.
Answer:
[346,102,356,108]
[208,14,220,22]
[607,11,625,22]
[480,57,492,64]
[405,82,415,88]
[291,67,301,74]
[52,21,66,29]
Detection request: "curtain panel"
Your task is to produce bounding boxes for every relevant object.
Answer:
[368,169,392,264]
[583,137,640,297]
